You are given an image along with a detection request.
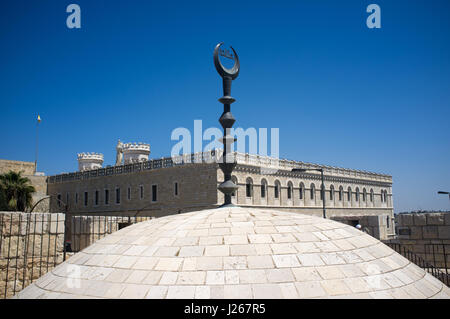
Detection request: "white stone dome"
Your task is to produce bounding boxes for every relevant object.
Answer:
[14,207,450,299]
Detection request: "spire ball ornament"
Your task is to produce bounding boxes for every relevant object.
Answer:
[214,42,240,207]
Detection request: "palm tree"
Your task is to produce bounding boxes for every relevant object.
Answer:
[0,171,36,211]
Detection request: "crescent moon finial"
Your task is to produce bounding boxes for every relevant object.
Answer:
[213,42,240,80]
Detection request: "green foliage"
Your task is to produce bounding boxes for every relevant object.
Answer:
[0,170,36,211]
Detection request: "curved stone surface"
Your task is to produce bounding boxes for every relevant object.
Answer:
[15,207,450,299]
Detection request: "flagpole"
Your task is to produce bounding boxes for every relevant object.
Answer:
[35,116,39,174]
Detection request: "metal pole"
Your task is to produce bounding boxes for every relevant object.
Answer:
[30,214,37,283]
[22,213,31,292]
[53,213,59,267]
[63,206,67,262]
[46,213,51,272]
[321,169,326,219]
[13,214,22,296]
[4,214,13,299]
[442,244,448,286]
[34,117,39,174]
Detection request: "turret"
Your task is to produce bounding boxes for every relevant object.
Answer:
[77,152,104,171]
[122,142,150,164]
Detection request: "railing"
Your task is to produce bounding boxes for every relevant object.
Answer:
[0,212,150,299]
[385,242,449,287]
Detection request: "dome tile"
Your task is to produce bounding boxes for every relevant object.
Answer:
[13,206,450,299]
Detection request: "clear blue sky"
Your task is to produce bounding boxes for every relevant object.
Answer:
[1,0,449,212]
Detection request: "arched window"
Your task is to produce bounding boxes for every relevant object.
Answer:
[260,179,267,198]
[287,181,293,199]
[339,186,343,201]
[330,185,334,200]
[355,187,360,202]
[299,182,304,200]
[370,189,374,202]
[363,188,367,202]
[384,190,388,203]
[310,183,315,200]
[274,180,280,199]
[246,177,253,198]
[381,189,385,202]
[347,187,352,202]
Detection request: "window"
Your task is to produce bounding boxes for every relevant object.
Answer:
[140,185,144,199]
[275,183,279,199]
[261,181,266,198]
[127,187,131,200]
[339,186,343,201]
[246,184,251,197]
[174,182,178,196]
[75,193,78,204]
[355,188,360,202]
[95,190,99,206]
[287,182,293,199]
[84,192,88,206]
[299,183,304,200]
[370,189,374,202]
[116,188,120,204]
[246,178,253,198]
[57,194,61,207]
[363,188,367,202]
[105,189,109,205]
[152,185,157,202]
[310,184,315,200]
[347,187,352,202]
[330,185,334,200]
[387,216,390,228]
[381,190,385,202]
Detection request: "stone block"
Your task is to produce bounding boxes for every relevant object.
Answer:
[423,226,439,239]
[438,226,450,240]
[410,226,423,240]
[427,214,444,225]
[413,214,426,226]
[399,214,414,226]
[444,213,450,226]
[366,216,380,227]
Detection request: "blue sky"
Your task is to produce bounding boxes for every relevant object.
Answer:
[1,0,449,212]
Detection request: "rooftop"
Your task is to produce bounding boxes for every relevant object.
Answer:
[48,150,392,184]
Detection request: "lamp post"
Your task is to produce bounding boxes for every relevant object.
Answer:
[292,168,327,219]
[438,191,450,200]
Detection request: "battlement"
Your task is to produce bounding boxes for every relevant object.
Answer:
[77,152,104,161]
[122,142,150,152]
[77,152,104,171]
[123,142,150,164]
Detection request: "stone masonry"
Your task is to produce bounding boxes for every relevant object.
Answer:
[389,212,450,268]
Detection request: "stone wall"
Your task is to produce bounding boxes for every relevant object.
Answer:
[0,212,65,299]
[0,159,35,175]
[66,215,151,252]
[0,159,48,212]
[47,163,219,216]
[389,212,450,268]
[0,212,151,298]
